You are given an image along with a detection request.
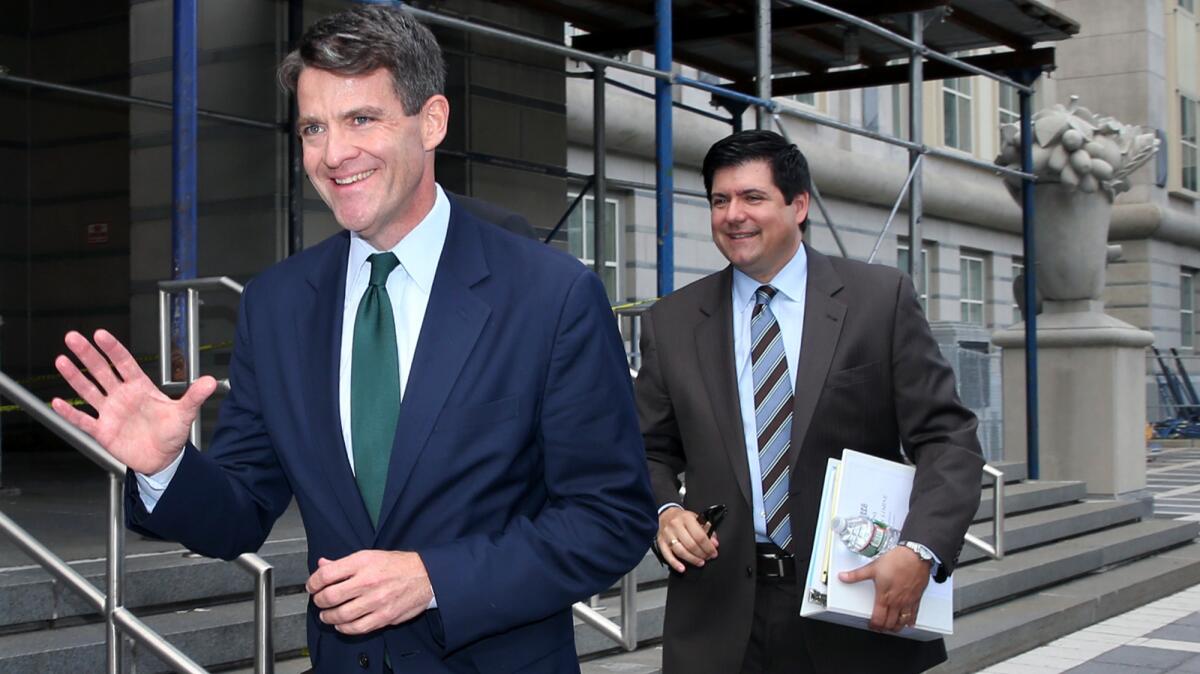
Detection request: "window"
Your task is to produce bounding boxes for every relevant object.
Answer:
[999,84,1020,127]
[1183,271,1195,349]
[567,194,619,302]
[897,244,929,312]
[892,84,906,139]
[792,92,816,106]
[1182,0,1195,13]
[1011,258,1025,315]
[862,87,880,133]
[1182,95,1198,191]
[960,254,985,325]
[943,77,973,151]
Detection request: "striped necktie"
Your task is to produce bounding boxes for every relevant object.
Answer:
[751,285,793,550]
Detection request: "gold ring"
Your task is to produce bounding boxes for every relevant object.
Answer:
[669,538,679,546]
[900,612,911,619]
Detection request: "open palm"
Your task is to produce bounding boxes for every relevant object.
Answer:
[52,329,217,475]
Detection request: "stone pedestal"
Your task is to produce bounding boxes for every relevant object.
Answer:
[993,300,1154,499]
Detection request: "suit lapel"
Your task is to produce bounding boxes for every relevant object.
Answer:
[297,232,376,548]
[790,244,846,470]
[375,208,491,538]
[695,267,754,509]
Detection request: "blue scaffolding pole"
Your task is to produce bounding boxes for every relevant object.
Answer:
[655,0,674,297]
[172,0,198,376]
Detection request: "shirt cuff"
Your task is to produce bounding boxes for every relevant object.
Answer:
[657,502,682,515]
[428,593,437,610]
[133,451,185,513]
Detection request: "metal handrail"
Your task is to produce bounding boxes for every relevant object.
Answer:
[0,371,208,672]
[155,275,275,671]
[964,464,1006,559]
[572,569,639,651]
[0,274,275,673]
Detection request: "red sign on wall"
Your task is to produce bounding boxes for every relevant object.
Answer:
[87,222,109,245]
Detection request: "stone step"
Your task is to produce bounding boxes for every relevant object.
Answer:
[975,479,1085,521]
[0,538,309,630]
[0,591,310,674]
[987,461,1028,484]
[952,518,1200,612]
[930,540,1200,674]
[959,498,1148,565]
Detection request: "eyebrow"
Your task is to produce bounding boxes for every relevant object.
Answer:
[294,106,388,132]
[712,188,769,199]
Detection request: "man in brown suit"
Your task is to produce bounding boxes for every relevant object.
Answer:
[635,130,984,674]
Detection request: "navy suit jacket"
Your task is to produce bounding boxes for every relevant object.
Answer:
[127,199,657,673]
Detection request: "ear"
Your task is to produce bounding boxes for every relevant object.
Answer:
[420,95,449,151]
[792,192,811,228]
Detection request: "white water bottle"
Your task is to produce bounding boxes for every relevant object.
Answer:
[832,516,899,558]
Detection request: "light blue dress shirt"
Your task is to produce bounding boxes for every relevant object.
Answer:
[135,184,451,511]
[731,245,808,542]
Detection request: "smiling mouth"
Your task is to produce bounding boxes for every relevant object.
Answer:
[727,231,758,240]
[332,169,375,186]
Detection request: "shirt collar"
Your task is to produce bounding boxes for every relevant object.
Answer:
[732,241,808,310]
[348,184,450,294]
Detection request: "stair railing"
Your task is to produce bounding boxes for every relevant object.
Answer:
[0,371,211,672]
[156,275,275,672]
[964,464,1006,559]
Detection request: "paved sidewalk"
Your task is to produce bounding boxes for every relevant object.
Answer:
[1149,447,1200,521]
[981,584,1200,673]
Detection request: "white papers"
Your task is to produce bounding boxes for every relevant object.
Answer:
[800,449,953,641]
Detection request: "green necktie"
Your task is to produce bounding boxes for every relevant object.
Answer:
[351,252,401,527]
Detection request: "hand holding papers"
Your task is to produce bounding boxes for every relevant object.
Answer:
[800,449,953,641]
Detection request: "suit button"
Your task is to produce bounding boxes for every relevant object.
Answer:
[358,652,369,668]
[746,565,754,578]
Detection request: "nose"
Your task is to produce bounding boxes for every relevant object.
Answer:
[322,125,359,168]
[725,199,747,224]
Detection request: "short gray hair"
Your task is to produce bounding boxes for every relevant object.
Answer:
[277,5,445,115]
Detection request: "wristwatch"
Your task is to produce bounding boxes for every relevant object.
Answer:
[899,540,935,565]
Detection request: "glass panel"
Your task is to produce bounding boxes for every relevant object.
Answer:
[1183,274,1194,312]
[1182,0,1195,13]
[604,201,618,265]
[566,200,585,259]
[959,95,973,152]
[601,266,617,303]
[943,90,957,148]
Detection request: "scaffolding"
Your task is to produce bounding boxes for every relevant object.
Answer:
[0,0,1082,664]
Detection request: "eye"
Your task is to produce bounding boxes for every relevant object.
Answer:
[352,115,373,126]
[711,197,727,207]
[300,124,323,137]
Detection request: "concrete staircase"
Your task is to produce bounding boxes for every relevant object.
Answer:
[0,463,1197,672]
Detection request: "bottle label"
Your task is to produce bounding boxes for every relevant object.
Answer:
[858,520,890,557]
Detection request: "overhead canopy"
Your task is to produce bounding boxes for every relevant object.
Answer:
[511,0,1079,96]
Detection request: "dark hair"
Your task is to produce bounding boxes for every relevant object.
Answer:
[277,5,445,116]
[701,130,812,231]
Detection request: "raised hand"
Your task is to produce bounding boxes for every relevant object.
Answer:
[52,329,217,475]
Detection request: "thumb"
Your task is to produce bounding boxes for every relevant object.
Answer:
[181,376,218,411]
[317,557,332,567]
[839,560,876,584]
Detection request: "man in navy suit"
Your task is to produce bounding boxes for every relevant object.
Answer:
[51,6,655,672]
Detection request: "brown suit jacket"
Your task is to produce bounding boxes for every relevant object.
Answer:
[636,244,984,674]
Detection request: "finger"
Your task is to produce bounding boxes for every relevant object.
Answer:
[64,331,120,392]
[93,330,145,385]
[883,602,903,633]
[55,355,106,411]
[181,376,218,412]
[868,595,891,631]
[335,608,385,635]
[668,529,711,567]
[320,595,371,627]
[903,607,919,629]
[51,398,99,436]
[657,533,688,573]
[306,557,358,594]
[679,517,717,558]
[838,561,875,584]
